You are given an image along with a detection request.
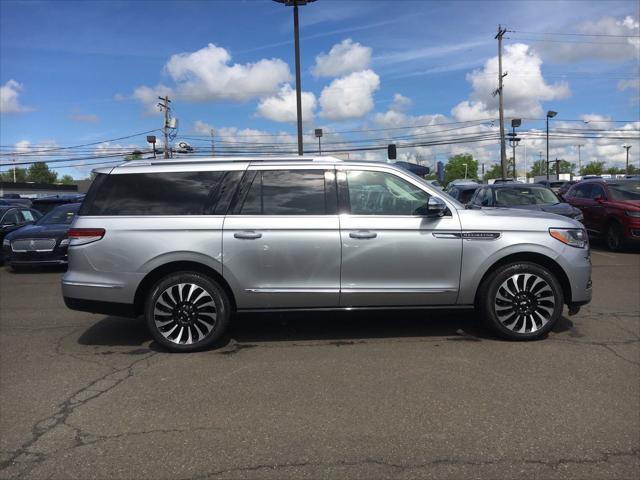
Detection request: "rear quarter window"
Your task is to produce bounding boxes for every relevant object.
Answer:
[80,171,225,215]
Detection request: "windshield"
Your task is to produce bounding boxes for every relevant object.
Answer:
[608,181,640,201]
[495,187,560,206]
[37,204,79,225]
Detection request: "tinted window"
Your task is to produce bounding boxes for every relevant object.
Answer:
[83,171,224,215]
[239,170,333,215]
[38,204,79,225]
[458,188,478,204]
[346,170,430,215]
[608,181,640,201]
[590,184,606,199]
[571,184,592,199]
[1,209,20,225]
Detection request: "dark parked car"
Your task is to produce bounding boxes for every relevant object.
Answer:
[392,161,431,177]
[446,183,480,204]
[564,179,640,251]
[0,206,42,262]
[469,184,583,221]
[536,180,574,195]
[0,195,33,207]
[31,194,85,214]
[2,203,80,269]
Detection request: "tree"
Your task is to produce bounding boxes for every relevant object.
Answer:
[606,166,624,175]
[0,168,28,183]
[484,163,504,180]
[444,154,478,185]
[528,159,574,177]
[60,174,75,184]
[124,150,143,161]
[27,162,58,184]
[580,161,605,176]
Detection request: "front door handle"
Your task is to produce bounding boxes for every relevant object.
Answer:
[349,230,377,239]
[234,231,262,240]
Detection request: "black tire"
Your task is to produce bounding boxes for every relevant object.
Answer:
[145,272,231,352]
[605,221,624,252]
[479,262,564,340]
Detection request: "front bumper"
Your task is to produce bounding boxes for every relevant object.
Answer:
[556,244,592,307]
[3,246,68,266]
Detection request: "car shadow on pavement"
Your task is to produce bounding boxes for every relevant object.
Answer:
[77,309,576,353]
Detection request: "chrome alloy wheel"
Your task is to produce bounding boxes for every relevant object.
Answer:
[153,283,217,345]
[494,273,555,334]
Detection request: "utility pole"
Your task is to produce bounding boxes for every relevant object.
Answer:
[158,95,171,159]
[623,145,632,174]
[575,144,583,176]
[210,129,215,157]
[494,25,508,179]
[12,155,16,183]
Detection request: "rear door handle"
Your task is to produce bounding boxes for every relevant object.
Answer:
[349,231,377,239]
[234,231,262,240]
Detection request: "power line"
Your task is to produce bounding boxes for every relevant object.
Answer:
[512,30,640,38]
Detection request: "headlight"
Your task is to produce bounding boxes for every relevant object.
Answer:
[549,228,588,248]
[2,239,9,247]
[625,210,640,218]
[59,238,70,247]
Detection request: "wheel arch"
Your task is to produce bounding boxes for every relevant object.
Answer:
[474,252,572,307]
[133,261,236,316]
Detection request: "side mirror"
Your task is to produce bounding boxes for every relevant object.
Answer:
[416,197,447,217]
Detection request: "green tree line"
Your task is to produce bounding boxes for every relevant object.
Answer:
[0,162,74,185]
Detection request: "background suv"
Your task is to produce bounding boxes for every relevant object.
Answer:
[63,157,592,352]
[564,179,640,251]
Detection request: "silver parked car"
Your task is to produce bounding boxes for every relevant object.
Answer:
[63,157,592,352]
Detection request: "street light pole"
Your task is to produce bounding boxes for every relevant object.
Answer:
[274,0,316,156]
[315,128,323,155]
[463,163,468,179]
[623,145,632,174]
[546,110,557,180]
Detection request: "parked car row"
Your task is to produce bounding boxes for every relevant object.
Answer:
[0,194,84,267]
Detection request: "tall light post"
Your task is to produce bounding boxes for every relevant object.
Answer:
[623,145,632,174]
[463,163,468,179]
[509,118,521,179]
[274,0,316,156]
[315,128,323,155]
[546,110,557,179]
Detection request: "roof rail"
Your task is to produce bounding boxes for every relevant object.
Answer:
[124,155,343,167]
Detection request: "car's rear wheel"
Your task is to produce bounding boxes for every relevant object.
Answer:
[145,272,230,352]
[479,262,563,340]
[605,221,624,251]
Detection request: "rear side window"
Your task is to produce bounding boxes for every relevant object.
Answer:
[81,171,224,215]
[237,170,336,215]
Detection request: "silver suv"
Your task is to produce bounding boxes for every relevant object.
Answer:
[63,157,592,352]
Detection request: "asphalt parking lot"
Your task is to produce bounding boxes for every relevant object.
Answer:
[0,248,638,480]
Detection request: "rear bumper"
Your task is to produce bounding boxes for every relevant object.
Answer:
[63,296,137,318]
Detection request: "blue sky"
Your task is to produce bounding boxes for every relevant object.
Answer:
[1,0,638,178]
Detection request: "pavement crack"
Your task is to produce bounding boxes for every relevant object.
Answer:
[0,352,158,478]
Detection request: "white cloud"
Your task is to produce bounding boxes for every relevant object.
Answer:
[256,84,316,123]
[131,84,173,115]
[0,80,33,114]
[312,38,372,78]
[164,43,291,102]
[618,78,640,91]
[451,43,571,121]
[113,93,126,102]
[69,111,99,123]
[390,93,412,112]
[319,70,380,120]
[537,15,640,63]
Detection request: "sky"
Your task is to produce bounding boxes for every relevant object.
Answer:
[0,0,639,179]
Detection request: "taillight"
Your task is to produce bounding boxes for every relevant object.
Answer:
[68,228,105,246]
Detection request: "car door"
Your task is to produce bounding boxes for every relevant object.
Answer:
[586,183,608,235]
[337,166,462,307]
[0,209,23,241]
[223,166,341,309]
[566,184,595,232]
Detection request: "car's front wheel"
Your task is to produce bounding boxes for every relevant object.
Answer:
[479,262,564,340]
[145,272,230,352]
[605,221,624,251]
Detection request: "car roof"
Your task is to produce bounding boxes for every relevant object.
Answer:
[488,183,549,189]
